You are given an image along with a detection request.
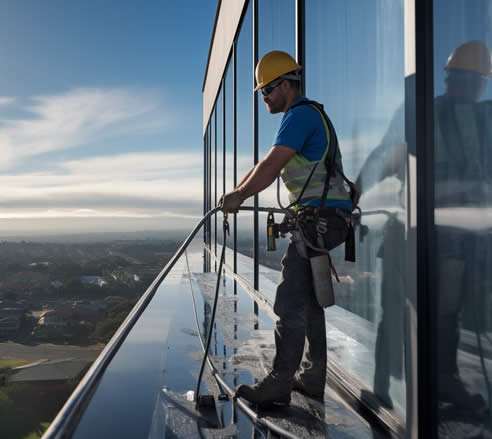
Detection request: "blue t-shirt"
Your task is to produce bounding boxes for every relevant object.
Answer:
[273,97,326,161]
[273,96,352,210]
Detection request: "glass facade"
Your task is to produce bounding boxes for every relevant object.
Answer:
[216,88,224,256]
[202,0,492,436]
[225,61,235,260]
[235,3,254,284]
[210,109,216,267]
[433,0,492,435]
[305,0,407,416]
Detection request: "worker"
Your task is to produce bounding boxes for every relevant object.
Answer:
[434,40,490,411]
[219,50,353,406]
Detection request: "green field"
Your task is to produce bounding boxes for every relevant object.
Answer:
[0,358,29,370]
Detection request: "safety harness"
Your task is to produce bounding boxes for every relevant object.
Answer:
[271,100,359,275]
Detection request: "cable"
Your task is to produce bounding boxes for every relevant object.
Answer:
[194,217,229,404]
[184,250,225,397]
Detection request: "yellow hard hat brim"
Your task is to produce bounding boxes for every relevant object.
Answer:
[254,83,264,92]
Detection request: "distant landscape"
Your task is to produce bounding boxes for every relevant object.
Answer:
[0,228,190,243]
[0,236,183,439]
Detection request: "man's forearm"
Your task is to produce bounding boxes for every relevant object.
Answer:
[235,165,257,189]
[236,159,279,201]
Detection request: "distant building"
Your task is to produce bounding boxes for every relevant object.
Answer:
[29,262,51,267]
[79,276,108,287]
[0,271,50,293]
[71,301,105,323]
[51,280,64,289]
[38,310,69,328]
[134,267,160,276]
[0,305,25,336]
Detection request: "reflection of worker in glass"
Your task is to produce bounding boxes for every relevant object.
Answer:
[434,40,490,411]
[355,107,406,411]
[357,40,491,413]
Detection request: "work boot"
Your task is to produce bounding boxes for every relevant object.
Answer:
[234,374,291,408]
[439,374,486,412]
[292,373,324,401]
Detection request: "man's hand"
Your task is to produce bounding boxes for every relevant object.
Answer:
[219,189,244,214]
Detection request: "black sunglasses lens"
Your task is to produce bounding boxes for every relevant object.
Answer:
[261,81,277,96]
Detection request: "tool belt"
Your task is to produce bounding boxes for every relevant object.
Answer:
[267,206,356,263]
[295,206,356,263]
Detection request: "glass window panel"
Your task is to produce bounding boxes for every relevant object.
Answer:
[216,88,224,257]
[204,127,209,249]
[211,109,216,263]
[204,124,211,271]
[236,3,254,284]
[258,0,295,292]
[433,1,492,434]
[225,61,235,256]
[306,0,407,417]
[209,121,214,263]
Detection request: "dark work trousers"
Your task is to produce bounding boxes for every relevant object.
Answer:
[271,214,348,391]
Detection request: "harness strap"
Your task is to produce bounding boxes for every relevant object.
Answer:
[290,100,359,208]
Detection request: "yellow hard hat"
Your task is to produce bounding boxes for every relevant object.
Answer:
[254,51,301,92]
[445,40,492,78]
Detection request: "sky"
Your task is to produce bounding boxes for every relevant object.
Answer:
[0,1,217,238]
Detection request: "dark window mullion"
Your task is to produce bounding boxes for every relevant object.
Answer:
[214,108,217,270]
[253,0,259,293]
[233,41,238,278]
[415,0,437,436]
[295,0,305,95]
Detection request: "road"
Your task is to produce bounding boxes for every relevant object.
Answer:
[0,342,102,362]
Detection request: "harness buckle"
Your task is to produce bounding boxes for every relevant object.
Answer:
[316,218,328,234]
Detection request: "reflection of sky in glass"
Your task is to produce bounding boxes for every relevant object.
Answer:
[224,61,235,258]
[236,3,254,278]
[257,0,296,280]
[225,62,234,194]
[210,109,216,255]
[306,0,405,180]
[236,2,254,189]
[73,265,185,439]
[258,0,295,211]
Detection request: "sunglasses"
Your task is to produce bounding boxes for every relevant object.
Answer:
[261,78,284,96]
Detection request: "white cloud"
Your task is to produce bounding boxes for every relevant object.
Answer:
[0,87,174,169]
[0,151,203,231]
[0,97,16,105]
[62,151,201,179]
[0,208,201,220]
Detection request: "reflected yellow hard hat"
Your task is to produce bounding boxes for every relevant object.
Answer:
[445,40,492,77]
[254,51,301,92]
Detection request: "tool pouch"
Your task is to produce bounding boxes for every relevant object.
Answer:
[310,252,335,308]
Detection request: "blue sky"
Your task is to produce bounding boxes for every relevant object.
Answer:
[0,1,216,237]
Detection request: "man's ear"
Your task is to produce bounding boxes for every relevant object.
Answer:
[280,79,290,91]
